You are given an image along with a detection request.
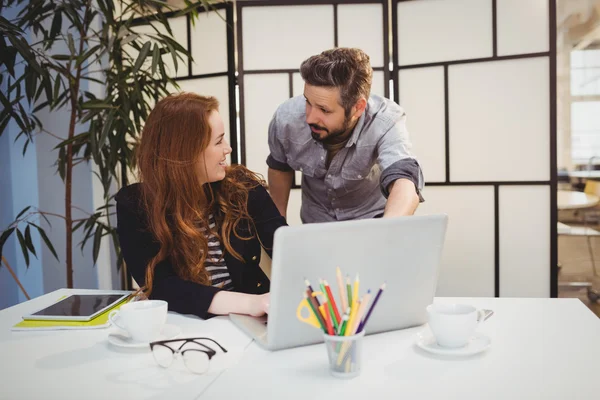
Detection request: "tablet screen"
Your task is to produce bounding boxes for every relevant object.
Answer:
[30,294,126,318]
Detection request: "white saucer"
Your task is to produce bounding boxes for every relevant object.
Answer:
[107,324,182,349]
[415,331,491,357]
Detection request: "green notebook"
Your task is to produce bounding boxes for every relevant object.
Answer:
[12,294,133,331]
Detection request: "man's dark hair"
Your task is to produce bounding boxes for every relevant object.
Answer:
[300,48,373,115]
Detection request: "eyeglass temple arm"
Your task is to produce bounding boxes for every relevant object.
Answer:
[191,337,228,353]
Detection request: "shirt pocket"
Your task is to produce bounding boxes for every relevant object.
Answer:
[341,153,378,195]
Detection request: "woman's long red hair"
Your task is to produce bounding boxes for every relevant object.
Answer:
[136,93,263,296]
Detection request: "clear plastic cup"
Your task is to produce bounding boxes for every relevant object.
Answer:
[323,330,366,379]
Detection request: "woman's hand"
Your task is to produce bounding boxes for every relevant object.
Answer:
[208,291,270,317]
[248,293,270,317]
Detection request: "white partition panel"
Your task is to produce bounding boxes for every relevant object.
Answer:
[242,6,334,70]
[132,16,189,78]
[371,70,386,99]
[293,73,304,98]
[190,9,228,75]
[175,76,231,145]
[497,0,549,56]
[397,0,492,66]
[499,186,550,297]
[399,67,445,182]
[449,57,550,182]
[416,186,495,297]
[243,74,290,180]
[338,3,384,67]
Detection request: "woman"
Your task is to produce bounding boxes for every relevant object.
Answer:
[116,93,287,319]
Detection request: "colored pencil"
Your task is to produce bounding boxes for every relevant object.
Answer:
[320,280,339,331]
[306,289,326,331]
[345,298,360,337]
[357,283,386,333]
[323,280,341,324]
[337,307,350,335]
[323,301,334,335]
[304,292,326,333]
[349,291,371,335]
[336,267,348,313]
[346,276,352,306]
[305,278,321,306]
[352,274,360,309]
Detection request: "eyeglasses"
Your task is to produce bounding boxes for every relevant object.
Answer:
[149,337,228,374]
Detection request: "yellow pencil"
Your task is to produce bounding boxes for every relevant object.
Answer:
[345,298,360,336]
[352,273,359,309]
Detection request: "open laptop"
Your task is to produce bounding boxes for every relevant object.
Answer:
[229,214,448,351]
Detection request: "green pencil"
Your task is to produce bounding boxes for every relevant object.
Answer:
[346,276,353,307]
[320,280,339,332]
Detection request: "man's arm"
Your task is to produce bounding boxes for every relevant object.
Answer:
[383,178,419,218]
[268,167,293,218]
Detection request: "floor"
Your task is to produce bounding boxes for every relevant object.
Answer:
[557,210,600,318]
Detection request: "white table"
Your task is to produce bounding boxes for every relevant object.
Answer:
[557,189,600,210]
[569,170,600,180]
[2,291,600,399]
[0,289,253,400]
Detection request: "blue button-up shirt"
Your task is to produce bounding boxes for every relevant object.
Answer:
[267,95,424,223]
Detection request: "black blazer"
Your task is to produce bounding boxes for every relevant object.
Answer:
[115,182,287,319]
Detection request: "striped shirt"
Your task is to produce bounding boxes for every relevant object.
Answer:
[202,214,234,291]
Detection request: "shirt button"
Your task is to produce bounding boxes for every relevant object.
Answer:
[252,255,257,261]
[328,174,332,179]
[357,174,362,179]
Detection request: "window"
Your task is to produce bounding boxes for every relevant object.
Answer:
[570,49,600,163]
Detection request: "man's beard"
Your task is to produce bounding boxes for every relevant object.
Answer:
[309,117,352,145]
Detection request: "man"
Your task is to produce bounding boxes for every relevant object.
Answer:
[266,48,423,223]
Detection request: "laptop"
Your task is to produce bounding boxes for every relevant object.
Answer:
[229,214,448,351]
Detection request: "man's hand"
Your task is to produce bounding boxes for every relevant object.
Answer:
[383,178,419,218]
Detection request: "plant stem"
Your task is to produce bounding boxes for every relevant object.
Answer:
[1,256,30,300]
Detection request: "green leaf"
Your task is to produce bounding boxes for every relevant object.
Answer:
[67,33,76,54]
[0,228,15,260]
[76,45,101,68]
[49,11,62,40]
[16,206,31,220]
[35,225,59,261]
[16,229,30,267]
[24,225,37,258]
[51,54,72,61]
[81,100,112,110]
[92,224,103,265]
[151,44,160,75]
[133,41,152,73]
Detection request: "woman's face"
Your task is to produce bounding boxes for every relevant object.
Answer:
[198,110,232,184]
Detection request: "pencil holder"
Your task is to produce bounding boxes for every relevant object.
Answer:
[323,330,365,379]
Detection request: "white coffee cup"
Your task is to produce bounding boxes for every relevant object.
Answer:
[426,304,486,348]
[108,300,168,342]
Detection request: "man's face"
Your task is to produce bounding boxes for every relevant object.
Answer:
[303,84,352,142]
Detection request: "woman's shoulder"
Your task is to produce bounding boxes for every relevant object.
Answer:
[115,183,143,209]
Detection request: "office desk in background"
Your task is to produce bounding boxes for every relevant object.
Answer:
[568,170,600,180]
[1,289,600,399]
[557,189,600,210]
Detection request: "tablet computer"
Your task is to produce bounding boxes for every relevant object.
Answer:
[22,292,131,322]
